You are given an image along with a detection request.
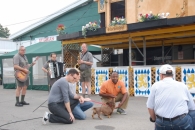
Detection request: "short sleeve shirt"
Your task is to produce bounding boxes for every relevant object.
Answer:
[13,53,29,70]
[146,78,195,118]
[100,79,127,96]
[79,51,93,70]
[43,62,49,70]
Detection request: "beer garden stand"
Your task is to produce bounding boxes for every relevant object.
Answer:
[57,0,195,96]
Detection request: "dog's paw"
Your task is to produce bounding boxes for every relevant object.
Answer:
[98,116,102,120]
[107,115,111,118]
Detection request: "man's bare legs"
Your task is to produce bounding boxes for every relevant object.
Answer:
[86,82,91,96]
[15,86,29,106]
[16,86,22,97]
[82,82,91,97]
[21,86,28,103]
[21,86,27,95]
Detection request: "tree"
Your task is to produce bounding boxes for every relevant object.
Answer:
[0,24,10,38]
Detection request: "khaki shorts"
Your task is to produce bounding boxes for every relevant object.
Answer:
[80,69,91,82]
[16,78,29,87]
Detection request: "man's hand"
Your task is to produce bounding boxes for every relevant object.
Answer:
[69,112,75,122]
[23,69,29,74]
[77,60,84,64]
[84,98,91,102]
[115,102,123,109]
[32,62,36,66]
[79,96,85,104]
[47,71,51,76]
[150,117,155,123]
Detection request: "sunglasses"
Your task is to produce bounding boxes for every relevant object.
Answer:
[72,75,77,79]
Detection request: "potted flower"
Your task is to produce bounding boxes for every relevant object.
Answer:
[56,24,65,35]
[82,21,100,37]
[110,16,127,26]
[139,11,170,22]
[106,16,127,33]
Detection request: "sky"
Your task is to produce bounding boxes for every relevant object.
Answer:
[0,0,78,35]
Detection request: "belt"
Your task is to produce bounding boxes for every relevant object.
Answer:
[156,114,186,121]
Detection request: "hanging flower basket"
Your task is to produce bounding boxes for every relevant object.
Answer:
[82,21,100,37]
[110,17,127,26]
[56,24,65,35]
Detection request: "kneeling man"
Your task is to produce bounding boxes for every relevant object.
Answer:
[42,69,84,124]
[99,72,129,115]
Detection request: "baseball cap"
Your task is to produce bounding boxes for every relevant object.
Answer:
[159,64,174,74]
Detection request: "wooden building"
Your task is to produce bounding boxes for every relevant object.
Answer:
[57,0,195,96]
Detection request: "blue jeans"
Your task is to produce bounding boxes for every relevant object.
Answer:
[72,101,93,120]
[155,114,193,130]
[189,110,195,130]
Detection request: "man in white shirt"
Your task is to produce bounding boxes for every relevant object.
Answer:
[147,64,195,130]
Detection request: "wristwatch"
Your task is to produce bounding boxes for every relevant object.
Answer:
[150,117,155,122]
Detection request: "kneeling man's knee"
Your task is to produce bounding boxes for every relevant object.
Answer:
[80,114,86,120]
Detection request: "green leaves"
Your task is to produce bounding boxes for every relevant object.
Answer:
[110,17,127,26]
[0,24,10,38]
[139,12,170,22]
[82,21,100,37]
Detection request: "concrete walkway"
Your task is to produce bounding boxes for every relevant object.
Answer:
[0,86,154,130]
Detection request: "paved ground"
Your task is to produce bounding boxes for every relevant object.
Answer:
[0,86,154,130]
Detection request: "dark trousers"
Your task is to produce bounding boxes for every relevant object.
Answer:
[48,99,79,124]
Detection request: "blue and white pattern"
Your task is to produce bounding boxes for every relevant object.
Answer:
[65,68,70,75]
[182,66,195,98]
[155,67,176,82]
[78,82,88,94]
[113,67,129,91]
[134,67,151,97]
[95,68,109,94]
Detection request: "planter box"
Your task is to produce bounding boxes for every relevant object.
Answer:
[85,28,106,37]
[106,25,127,33]
[57,31,82,41]
[128,19,167,31]
[167,16,195,26]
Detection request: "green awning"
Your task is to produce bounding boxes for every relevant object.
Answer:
[87,45,101,52]
[0,41,101,59]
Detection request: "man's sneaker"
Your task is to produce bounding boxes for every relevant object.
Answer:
[117,108,127,115]
[42,111,49,125]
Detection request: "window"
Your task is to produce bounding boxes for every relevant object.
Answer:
[32,56,48,85]
[111,1,125,20]
[3,58,15,84]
